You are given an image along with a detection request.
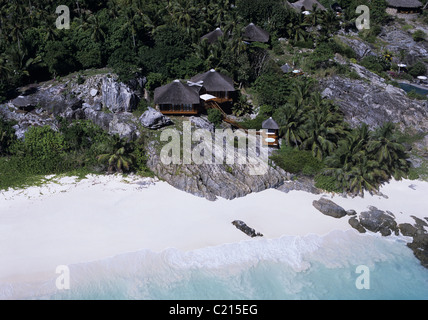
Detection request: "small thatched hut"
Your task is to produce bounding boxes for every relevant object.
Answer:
[386,0,423,14]
[262,117,280,147]
[190,69,235,103]
[201,28,224,44]
[154,80,201,115]
[281,63,292,73]
[243,23,270,43]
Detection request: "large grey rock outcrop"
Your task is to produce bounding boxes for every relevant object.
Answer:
[11,86,82,115]
[82,109,141,140]
[348,216,366,233]
[83,108,114,132]
[399,223,418,237]
[101,77,139,113]
[145,137,288,201]
[312,198,348,218]
[407,233,428,268]
[140,107,173,130]
[320,64,428,132]
[0,104,58,139]
[67,73,140,113]
[277,177,321,195]
[379,26,428,66]
[109,113,140,141]
[400,216,428,268]
[190,116,215,132]
[336,35,375,60]
[359,206,399,236]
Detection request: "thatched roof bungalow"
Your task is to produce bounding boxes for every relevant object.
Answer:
[190,69,235,102]
[386,0,423,14]
[289,0,326,12]
[201,28,224,44]
[243,23,270,43]
[154,80,201,115]
[262,117,280,147]
[281,63,292,73]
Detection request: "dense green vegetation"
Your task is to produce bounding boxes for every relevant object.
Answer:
[207,109,224,127]
[0,0,392,101]
[270,147,325,176]
[0,119,151,190]
[267,80,411,196]
[0,0,421,194]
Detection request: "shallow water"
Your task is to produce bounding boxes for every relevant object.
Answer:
[7,231,423,300]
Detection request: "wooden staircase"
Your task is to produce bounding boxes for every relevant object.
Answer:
[205,100,247,131]
[204,100,279,147]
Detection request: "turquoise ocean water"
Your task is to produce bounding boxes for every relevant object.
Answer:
[43,231,428,300]
[3,231,427,300]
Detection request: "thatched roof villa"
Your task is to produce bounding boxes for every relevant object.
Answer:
[154,70,236,115]
[386,0,423,14]
[288,0,326,12]
[201,28,224,44]
[154,80,201,115]
[262,117,280,147]
[243,23,270,43]
[190,69,235,102]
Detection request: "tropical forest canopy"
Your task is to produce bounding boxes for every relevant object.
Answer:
[0,0,424,195]
[0,0,396,98]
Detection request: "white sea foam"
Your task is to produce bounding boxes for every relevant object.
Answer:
[1,176,428,299]
[2,231,427,300]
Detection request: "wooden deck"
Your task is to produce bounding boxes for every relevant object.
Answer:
[160,110,198,116]
[261,131,279,147]
[210,97,233,104]
[205,101,279,147]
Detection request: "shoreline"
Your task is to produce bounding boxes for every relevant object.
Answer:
[0,174,427,293]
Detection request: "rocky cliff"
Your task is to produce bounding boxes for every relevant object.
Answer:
[2,72,141,141]
[144,121,290,201]
[320,63,428,133]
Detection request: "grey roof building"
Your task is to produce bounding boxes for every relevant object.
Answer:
[154,80,201,106]
[243,23,270,43]
[386,0,423,9]
[289,0,326,12]
[281,63,292,73]
[201,28,224,44]
[262,117,280,130]
[190,69,235,93]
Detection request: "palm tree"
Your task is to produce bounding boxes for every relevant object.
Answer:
[87,15,106,42]
[169,0,197,35]
[368,122,410,179]
[322,123,406,196]
[347,157,388,196]
[9,20,24,51]
[305,6,323,27]
[301,102,345,160]
[324,124,371,191]
[132,0,156,36]
[319,9,340,40]
[289,80,312,109]
[287,13,310,43]
[274,104,306,147]
[120,7,141,48]
[97,146,135,174]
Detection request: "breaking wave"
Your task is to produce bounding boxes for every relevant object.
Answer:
[2,231,428,300]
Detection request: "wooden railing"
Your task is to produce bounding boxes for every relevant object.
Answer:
[159,110,198,115]
[205,100,279,147]
[205,101,246,131]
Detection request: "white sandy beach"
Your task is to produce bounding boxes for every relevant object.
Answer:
[0,175,427,291]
